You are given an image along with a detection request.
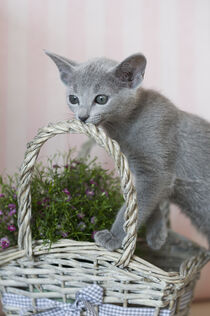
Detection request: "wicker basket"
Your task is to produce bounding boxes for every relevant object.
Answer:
[0,119,209,316]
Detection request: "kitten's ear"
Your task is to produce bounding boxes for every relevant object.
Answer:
[44,50,77,85]
[113,54,147,88]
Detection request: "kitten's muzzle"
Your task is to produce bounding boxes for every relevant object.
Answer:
[78,115,89,123]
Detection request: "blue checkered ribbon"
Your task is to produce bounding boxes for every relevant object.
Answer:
[2,284,103,316]
[2,285,192,316]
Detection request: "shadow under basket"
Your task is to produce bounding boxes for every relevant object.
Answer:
[0,119,209,316]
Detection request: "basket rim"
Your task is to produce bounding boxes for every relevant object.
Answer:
[0,236,209,283]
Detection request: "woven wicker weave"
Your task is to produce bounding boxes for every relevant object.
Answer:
[0,119,209,315]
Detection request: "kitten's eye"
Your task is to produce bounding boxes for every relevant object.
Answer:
[69,95,79,104]
[95,95,108,105]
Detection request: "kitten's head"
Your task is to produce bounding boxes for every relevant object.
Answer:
[45,51,146,125]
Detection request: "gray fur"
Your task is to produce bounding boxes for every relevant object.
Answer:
[46,51,210,250]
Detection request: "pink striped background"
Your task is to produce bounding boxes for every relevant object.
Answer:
[0,0,210,299]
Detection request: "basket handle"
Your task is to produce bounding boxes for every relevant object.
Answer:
[17,119,138,267]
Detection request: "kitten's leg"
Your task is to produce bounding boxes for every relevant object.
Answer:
[146,200,169,250]
[94,204,126,250]
[95,176,168,251]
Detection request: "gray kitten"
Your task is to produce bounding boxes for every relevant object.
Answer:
[45,51,210,251]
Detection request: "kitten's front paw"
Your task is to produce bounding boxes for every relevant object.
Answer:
[94,229,122,251]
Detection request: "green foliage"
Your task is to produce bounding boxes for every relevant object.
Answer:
[0,151,124,249]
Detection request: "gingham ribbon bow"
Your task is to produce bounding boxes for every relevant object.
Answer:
[2,284,103,316]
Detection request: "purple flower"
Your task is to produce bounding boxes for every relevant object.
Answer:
[64,164,69,169]
[77,212,85,219]
[78,221,86,231]
[0,210,3,215]
[0,194,5,198]
[8,224,16,232]
[0,237,10,249]
[91,231,97,239]
[42,198,50,205]
[90,179,97,186]
[53,164,60,168]
[61,232,68,238]
[8,209,16,216]
[85,189,94,197]
[90,216,96,224]
[13,193,17,199]
[8,203,16,209]
[63,188,71,196]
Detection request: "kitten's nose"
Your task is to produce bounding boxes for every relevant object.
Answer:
[78,115,89,123]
